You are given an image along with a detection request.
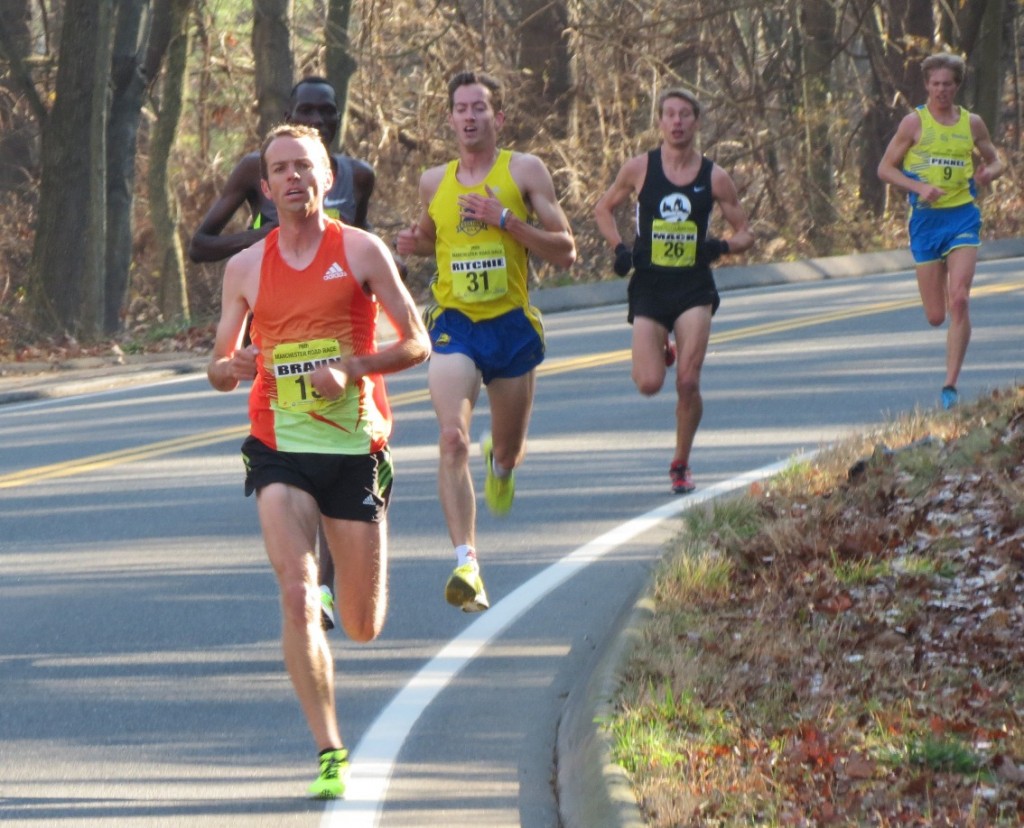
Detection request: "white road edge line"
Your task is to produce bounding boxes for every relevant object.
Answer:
[323,457,805,827]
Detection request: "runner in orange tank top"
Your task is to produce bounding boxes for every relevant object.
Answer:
[207,124,429,799]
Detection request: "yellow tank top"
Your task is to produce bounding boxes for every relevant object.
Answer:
[903,105,975,209]
[428,149,531,320]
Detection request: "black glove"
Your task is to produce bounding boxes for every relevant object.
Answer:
[613,242,633,277]
[703,237,730,264]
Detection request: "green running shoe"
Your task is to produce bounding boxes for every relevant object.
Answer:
[445,563,490,612]
[482,432,514,516]
[308,748,349,799]
[319,585,336,632]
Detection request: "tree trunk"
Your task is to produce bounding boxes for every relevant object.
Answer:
[28,0,113,339]
[967,0,1006,132]
[105,0,153,334]
[857,0,933,217]
[516,0,573,139]
[148,0,192,323]
[0,0,37,190]
[799,0,837,252]
[324,0,356,153]
[252,0,294,139]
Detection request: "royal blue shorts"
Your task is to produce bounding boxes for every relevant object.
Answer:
[425,306,545,385]
[908,202,981,264]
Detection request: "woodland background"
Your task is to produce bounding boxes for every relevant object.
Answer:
[0,0,1022,353]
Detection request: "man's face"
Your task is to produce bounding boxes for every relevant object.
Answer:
[659,96,698,148]
[261,134,333,216]
[449,83,504,152]
[925,68,960,108]
[288,83,341,148]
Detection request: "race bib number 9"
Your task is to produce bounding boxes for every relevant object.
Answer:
[651,219,698,268]
[450,242,509,303]
[272,338,343,411]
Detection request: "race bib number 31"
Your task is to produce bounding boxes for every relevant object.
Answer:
[450,242,509,303]
[651,219,698,267]
[272,338,342,411]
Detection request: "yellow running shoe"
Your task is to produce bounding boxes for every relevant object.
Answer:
[445,563,490,612]
[482,432,514,516]
[308,748,349,799]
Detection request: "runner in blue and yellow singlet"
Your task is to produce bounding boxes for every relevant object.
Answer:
[396,71,576,613]
[594,88,754,496]
[878,53,1003,410]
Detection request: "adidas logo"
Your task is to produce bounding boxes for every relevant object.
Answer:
[362,494,377,506]
[324,262,347,281]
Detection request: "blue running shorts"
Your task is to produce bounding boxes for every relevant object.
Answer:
[908,202,981,264]
[425,306,545,385]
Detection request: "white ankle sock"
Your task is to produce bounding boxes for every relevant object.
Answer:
[455,544,477,567]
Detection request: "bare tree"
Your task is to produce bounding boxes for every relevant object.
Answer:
[252,0,294,138]
[148,0,193,323]
[325,0,356,151]
[105,0,153,334]
[0,0,37,190]
[28,0,113,339]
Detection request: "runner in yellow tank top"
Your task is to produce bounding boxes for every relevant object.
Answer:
[877,52,1003,410]
[397,71,576,613]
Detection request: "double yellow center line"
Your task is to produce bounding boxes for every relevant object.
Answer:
[2,280,1020,490]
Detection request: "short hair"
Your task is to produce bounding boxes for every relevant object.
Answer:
[259,123,330,179]
[289,76,336,102]
[658,88,701,119]
[921,53,965,85]
[447,71,503,113]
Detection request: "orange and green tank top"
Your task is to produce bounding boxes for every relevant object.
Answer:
[248,219,391,454]
[427,149,531,321]
[903,105,976,209]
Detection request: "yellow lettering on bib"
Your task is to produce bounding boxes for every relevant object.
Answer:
[272,338,343,411]
[651,219,698,267]
[450,242,509,303]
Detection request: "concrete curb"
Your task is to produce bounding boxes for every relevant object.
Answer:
[530,236,1024,314]
[557,593,655,828]
[0,358,207,405]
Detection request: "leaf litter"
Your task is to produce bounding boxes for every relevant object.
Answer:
[612,384,1024,827]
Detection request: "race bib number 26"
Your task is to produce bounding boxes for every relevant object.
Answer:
[651,219,698,268]
[271,338,342,411]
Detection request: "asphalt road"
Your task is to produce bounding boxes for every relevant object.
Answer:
[1,258,1022,827]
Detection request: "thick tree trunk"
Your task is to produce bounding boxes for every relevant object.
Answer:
[29,0,113,339]
[252,0,294,139]
[517,0,573,139]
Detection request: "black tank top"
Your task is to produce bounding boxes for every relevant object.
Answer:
[633,150,714,274]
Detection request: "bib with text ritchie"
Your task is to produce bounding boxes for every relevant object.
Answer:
[449,242,509,303]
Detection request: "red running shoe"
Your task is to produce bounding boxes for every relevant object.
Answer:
[669,461,695,494]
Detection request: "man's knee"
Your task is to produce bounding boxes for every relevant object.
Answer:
[438,424,470,461]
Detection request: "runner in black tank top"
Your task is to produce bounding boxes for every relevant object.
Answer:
[594,88,754,495]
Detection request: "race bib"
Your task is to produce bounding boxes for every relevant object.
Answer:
[651,219,698,268]
[449,242,508,303]
[271,338,343,412]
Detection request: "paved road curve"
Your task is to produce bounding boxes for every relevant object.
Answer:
[1,261,1022,826]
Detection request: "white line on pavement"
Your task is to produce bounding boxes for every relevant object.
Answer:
[323,457,800,827]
